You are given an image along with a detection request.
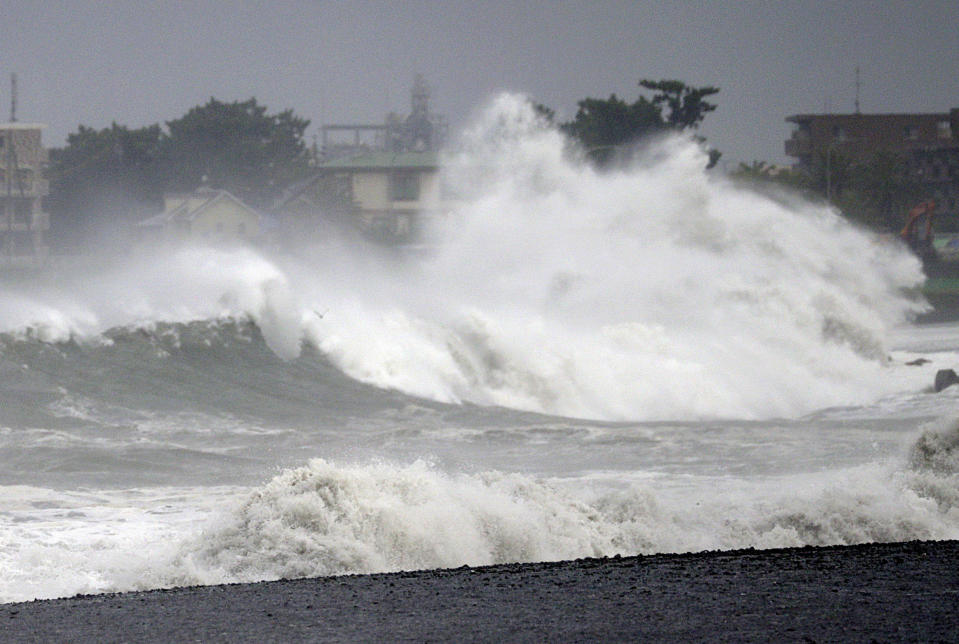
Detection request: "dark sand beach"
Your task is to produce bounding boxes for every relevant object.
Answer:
[4,540,959,642]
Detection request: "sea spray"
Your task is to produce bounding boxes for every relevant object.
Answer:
[169,438,959,588]
[4,416,959,604]
[174,459,613,583]
[0,246,304,359]
[302,93,927,419]
[0,93,929,421]
[0,93,953,606]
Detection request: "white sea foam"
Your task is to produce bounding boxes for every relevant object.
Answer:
[6,422,958,604]
[0,246,304,360]
[0,486,239,603]
[0,93,929,420]
[172,437,959,585]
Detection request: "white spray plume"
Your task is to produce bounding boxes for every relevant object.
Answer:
[304,93,927,420]
[0,93,927,420]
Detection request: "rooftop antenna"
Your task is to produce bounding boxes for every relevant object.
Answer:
[854,66,861,114]
[10,73,17,122]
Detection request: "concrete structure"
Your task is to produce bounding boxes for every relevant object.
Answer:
[276,151,443,242]
[274,76,450,244]
[0,122,50,267]
[137,188,262,246]
[320,74,448,160]
[785,109,959,219]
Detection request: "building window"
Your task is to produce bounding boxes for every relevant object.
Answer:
[938,121,953,139]
[832,126,846,140]
[390,172,420,201]
[904,125,919,140]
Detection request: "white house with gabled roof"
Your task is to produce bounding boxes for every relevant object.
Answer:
[137,187,262,245]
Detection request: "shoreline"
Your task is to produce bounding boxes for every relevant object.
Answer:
[5,540,959,642]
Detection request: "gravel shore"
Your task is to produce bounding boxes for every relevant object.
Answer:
[4,540,959,642]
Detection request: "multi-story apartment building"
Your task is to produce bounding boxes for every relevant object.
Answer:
[0,121,50,267]
[785,109,959,220]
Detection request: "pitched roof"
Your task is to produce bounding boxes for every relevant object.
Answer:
[269,174,324,211]
[138,188,259,227]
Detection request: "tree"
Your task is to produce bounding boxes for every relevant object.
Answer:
[561,94,663,164]
[47,123,164,249]
[47,98,313,248]
[731,151,927,234]
[531,102,556,123]
[556,79,720,167]
[160,98,312,207]
[638,79,719,130]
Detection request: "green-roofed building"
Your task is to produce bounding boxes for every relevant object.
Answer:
[272,76,452,245]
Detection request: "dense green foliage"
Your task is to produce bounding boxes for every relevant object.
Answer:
[46,123,165,245]
[47,98,311,248]
[560,94,663,165]
[162,98,310,205]
[555,78,720,166]
[638,79,718,130]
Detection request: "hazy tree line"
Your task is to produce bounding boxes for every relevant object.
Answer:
[49,79,915,251]
[47,98,312,250]
[729,151,926,232]
[49,82,723,250]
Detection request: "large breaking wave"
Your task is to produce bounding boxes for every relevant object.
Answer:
[174,432,959,586]
[5,418,959,601]
[0,93,927,421]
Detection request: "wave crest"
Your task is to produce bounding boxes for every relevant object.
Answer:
[0,94,930,421]
[176,459,612,582]
[170,444,959,586]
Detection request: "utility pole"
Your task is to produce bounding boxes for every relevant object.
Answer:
[10,72,16,121]
[4,75,14,260]
[4,73,21,260]
[854,67,861,115]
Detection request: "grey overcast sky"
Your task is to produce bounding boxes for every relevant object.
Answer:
[1,0,957,166]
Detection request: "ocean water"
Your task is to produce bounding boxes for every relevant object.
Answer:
[3,95,959,602]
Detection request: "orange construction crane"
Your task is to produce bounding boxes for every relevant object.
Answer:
[901,199,937,261]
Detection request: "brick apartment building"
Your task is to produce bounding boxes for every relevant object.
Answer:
[784,109,959,221]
